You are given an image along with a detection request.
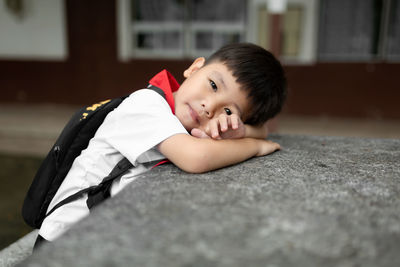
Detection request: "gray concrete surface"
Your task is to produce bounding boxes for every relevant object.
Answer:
[0,231,37,267]
[19,134,400,267]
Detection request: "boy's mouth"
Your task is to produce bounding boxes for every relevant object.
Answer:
[188,104,200,124]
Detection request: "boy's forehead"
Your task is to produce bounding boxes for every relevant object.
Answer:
[205,62,235,85]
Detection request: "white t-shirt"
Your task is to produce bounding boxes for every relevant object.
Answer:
[39,89,188,241]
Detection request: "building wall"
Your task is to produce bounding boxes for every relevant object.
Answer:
[0,0,399,119]
[0,0,67,60]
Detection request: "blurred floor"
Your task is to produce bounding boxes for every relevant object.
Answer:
[1,104,400,157]
[276,114,400,139]
[0,104,77,157]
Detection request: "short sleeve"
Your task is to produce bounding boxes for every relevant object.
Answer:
[93,89,188,164]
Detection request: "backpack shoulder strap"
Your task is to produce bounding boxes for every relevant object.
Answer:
[46,157,133,216]
[147,84,166,99]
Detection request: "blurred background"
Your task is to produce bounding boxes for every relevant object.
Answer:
[0,0,399,250]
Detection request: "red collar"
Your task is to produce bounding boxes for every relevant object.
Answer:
[148,69,180,114]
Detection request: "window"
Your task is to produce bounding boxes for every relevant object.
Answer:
[0,0,67,60]
[317,0,400,62]
[386,0,400,61]
[117,0,318,63]
[129,0,247,58]
[282,5,303,57]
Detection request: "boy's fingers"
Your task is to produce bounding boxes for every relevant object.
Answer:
[209,119,221,139]
[257,140,281,156]
[218,115,229,132]
[274,142,281,151]
[231,114,239,129]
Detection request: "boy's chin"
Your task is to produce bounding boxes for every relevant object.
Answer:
[181,120,196,133]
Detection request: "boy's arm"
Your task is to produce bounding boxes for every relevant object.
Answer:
[158,134,280,173]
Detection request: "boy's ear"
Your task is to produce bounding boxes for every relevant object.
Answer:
[183,57,205,78]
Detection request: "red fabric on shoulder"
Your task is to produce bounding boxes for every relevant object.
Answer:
[148,69,180,114]
[148,69,181,168]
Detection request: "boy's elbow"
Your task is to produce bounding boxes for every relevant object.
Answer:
[159,135,215,173]
[181,161,209,174]
[175,148,211,174]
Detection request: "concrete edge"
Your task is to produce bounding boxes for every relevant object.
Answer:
[0,230,37,267]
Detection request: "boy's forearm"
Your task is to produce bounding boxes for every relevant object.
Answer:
[158,134,261,173]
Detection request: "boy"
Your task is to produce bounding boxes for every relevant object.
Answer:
[35,43,287,246]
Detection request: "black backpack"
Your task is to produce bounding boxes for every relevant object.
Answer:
[22,85,166,229]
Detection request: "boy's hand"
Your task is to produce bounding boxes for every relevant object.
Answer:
[256,139,280,156]
[191,113,246,139]
[191,114,269,140]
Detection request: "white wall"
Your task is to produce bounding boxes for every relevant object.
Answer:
[0,0,67,60]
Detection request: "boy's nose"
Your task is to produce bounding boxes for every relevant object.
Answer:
[201,103,213,118]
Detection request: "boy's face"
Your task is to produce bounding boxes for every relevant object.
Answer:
[174,57,250,132]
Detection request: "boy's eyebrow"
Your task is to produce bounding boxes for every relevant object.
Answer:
[212,71,243,117]
[212,71,226,89]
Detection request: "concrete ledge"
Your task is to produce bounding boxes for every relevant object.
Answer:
[21,135,400,266]
[0,230,37,267]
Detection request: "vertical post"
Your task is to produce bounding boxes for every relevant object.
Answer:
[267,0,286,57]
[269,14,282,57]
[266,0,286,132]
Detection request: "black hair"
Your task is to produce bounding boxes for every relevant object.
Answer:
[206,43,287,125]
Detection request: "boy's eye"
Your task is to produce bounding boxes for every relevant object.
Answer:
[224,108,232,115]
[210,80,218,91]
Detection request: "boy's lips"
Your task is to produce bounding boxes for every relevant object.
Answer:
[188,104,200,124]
